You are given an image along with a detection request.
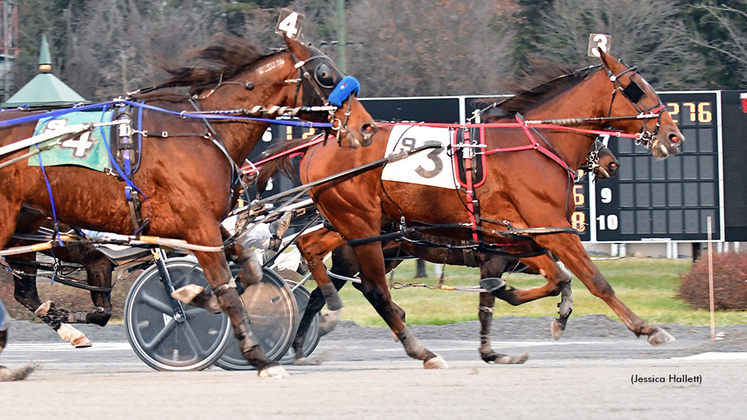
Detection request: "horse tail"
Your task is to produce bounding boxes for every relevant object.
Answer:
[255,138,311,193]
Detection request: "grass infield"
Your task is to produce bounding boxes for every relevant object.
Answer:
[311,257,747,328]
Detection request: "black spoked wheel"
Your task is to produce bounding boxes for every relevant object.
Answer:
[124,257,232,371]
[281,280,321,361]
[213,267,298,370]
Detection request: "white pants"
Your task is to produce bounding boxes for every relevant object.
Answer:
[0,299,10,331]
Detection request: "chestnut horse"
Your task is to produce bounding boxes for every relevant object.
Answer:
[0,34,377,377]
[286,139,620,364]
[261,50,683,368]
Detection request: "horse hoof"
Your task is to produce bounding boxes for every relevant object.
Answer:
[507,352,530,364]
[479,277,506,297]
[172,284,221,313]
[56,324,92,347]
[424,355,448,369]
[0,362,39,382]
[318,309,342,337]
[648,327,676,346]
[71,336,93,348]
[292,357,308,365]
[551,319,565,340]
[483,352,529,364]
[171,284,205,302]
[34,300,53,316]
[258,365,289,379]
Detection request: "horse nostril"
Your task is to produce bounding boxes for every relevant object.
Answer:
[610,162,619,169]
[670,134,682,144]
[362,123,378,136]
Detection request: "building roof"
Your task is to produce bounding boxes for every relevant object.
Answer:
[2,73,88,107]
[1,34,88,108]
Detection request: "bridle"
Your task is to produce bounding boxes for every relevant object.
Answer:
[290,47,356,145]
[579,139,605,173]
[181,48,357,145]
[604,63,667,150]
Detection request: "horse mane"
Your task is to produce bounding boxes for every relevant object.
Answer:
[492,59,601,117]
[255,138,308,193]
[133,34,278,101]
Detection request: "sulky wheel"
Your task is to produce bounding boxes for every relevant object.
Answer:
[213,267,298,370]
[281,280,321,361]
[124,256,232,371]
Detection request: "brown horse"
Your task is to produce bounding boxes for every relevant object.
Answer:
[260,50,683,368]
[287,139,620,364]
[0,34,377,377]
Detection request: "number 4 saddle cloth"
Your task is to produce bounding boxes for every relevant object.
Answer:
[29,107,142,175]
[381,124,486,191]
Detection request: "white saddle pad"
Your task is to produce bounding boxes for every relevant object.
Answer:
[381,125,457,190]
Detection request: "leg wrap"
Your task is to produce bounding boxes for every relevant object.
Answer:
[558,280,573,319]
[216,291,258,350]
[319,282,343,311]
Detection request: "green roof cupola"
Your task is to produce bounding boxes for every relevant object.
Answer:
[38,34,52,73]
[2,34,88,108]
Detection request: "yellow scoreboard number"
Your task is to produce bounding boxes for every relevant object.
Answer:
[667,102,712,124]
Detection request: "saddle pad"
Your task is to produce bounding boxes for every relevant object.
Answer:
[29,110,114,172]
[381,125,457,190]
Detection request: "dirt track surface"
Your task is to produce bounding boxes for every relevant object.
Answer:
[2,315,747,419]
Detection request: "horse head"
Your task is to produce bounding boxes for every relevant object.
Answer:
[598,50,684,158]
[580,139,620,179]
[283,36,378,148]
[595,142,619,178]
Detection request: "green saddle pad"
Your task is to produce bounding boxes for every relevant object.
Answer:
[29,109,114,172]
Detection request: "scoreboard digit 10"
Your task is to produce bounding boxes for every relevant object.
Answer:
[577,91,722,242]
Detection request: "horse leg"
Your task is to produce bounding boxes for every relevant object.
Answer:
[352,242,447,369]
[295,229,347,337]
[552,268,574,340]
[292,240,354,362]
[475,255,529,364]
[534,233,674,345]
[0,326,37,382]
[81,253,114,327]
[6,254,92,348]
[193,244,286,378]
[481,253,573,339]
[0,314,37,382]
[43,244,115,327]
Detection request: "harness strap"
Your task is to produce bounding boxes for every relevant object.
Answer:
[459,129,481,243]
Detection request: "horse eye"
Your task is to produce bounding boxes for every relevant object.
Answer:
[315,64,336,87]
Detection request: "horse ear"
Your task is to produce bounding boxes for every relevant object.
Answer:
[598,48,615,72]
[283,35,311,61]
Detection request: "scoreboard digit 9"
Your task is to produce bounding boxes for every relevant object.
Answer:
[591,91,721,241]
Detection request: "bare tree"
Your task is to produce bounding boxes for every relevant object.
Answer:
[532,0,708,90]
[689,1,747,79]
[339,0,518,97]
[64,0,222,100]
